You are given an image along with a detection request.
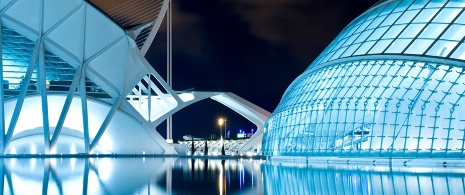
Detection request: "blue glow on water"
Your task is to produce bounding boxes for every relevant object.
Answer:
[1,157,464,194]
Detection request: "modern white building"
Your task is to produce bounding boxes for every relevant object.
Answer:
[263,0,465,158]
[0,0,269,155]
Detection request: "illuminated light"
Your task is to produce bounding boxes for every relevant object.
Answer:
[219,161,224,195]
[31,143,36,154]
[10,158,16,169]
[30,158,36,171]
[98,158,113,181]
[70,143,76,154]
[71,158,76,171]
[10,146,16,154]
[50,157,57,167]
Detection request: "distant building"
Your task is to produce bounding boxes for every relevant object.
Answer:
[263,0,465,158]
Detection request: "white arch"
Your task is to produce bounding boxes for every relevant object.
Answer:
[123,91,270,153]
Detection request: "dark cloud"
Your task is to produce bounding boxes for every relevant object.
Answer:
[146,0,378,141]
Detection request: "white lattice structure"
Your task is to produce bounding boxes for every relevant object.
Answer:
[0,0,269,155]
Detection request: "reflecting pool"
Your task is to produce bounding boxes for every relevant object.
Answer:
[0,157,464,194]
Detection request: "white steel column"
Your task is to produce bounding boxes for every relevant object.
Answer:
[42,159,50,194]
[166,0,173,143]
[38,40,51,154]
[148,74,152,121]
[79,65,90,153]
[50,66,82,148]
[37,0,51,154]
[80,3,90,154]
[0,22,4,153]
[90,96,124,151]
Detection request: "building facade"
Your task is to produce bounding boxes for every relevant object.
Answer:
[0,0,178,154]
[262,0,465,158]
[0,0,269,155]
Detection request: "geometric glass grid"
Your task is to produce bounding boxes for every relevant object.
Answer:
[2,26,108,98]
[309,0,465,69]
[263,59,465,158]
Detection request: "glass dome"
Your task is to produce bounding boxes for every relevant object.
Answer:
[262,0,465,158]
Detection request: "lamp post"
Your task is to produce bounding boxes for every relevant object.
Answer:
[218,118,226,155]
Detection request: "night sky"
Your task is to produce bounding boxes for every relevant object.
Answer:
[146,0,379,141]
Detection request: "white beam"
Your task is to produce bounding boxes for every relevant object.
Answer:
[38,40,51,154]
[0,22,5,153]
[50,66,82,149]
[79,65,90,154]
[90,96,124,151]
[4,41,40,153]
[140,0,170,55]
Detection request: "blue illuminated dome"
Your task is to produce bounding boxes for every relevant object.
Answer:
[262,0,465,157]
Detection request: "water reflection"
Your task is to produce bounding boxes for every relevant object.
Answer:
[263,163,465,195]
[1,157,465,194]
[171,158,264,194]
[0,157,264,195]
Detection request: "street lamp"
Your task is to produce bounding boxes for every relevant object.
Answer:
[218,118,226,155]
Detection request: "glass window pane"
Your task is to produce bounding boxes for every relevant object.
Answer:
[333,37,348,50]
[446,0,465,7]
[329,48,347,61]
[450,42,465,60]
[354,41,376,55]
[396,10,420,24]
[383,24,407,39]
[409,0,429,9]
[440,24,465,41]
[367,16,385,30]
[433,8,461,23]
[447,1,465,7]
[404,39,434,54]
[426,1,447,8]
[385,39,412,53]
[394,0,413,13]
[399,24,426,38]
[412,8,439,23]
[381,12,402,26]
[341,43,361,58]
[368,39,392,54]
[321,51,335,63]
[367,6,386,20]
[419,24,448,38]
[367,26,389,41]
[355,21,371,34]
[426,40,458,57]
[342,35,358,47]
[378,1,400,17]
[354,29,373,43]
[456,11,465,24]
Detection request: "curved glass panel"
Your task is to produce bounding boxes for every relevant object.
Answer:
[264,0,465,158]
[264,59,465,157]
[308,0,465,69]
